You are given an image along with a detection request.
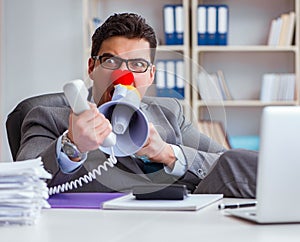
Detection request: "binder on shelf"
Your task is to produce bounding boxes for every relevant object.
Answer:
[174,4,184,45]
[217,5,228,45]
[197,5,207,45]
[155,60,167,97]
[207,5,217,45]
[175,60,185,99]
[163,5,176,45]
[166,60,176,97]
[155,60,185,99]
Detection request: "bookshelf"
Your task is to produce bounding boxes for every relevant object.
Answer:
[82,0,191,118]
[82,0,300,146]
[191,0,300,141]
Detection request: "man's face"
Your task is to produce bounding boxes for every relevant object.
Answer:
[88,36,155,106]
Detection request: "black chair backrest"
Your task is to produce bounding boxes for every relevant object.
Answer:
[5,92,68,160]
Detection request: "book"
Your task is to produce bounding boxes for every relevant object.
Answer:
[198,121,231,149]
[267,18,278,46]
[260,73,295,102]
[216,70,232,100]
[197,71,223,101]
[229,136,260,151]
[285,11,295,45]
[267,11,295,46]
[271,17,282,46]
[278,13,290,46]
[102,193,223,211]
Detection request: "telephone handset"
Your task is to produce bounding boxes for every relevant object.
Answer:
[48,80,118,195]
[63,79,117,147]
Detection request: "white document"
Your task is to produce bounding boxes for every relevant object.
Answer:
[102,193,223,211]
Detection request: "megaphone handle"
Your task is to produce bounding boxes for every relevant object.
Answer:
[63,80,116,147]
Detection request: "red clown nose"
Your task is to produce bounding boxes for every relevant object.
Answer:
[111,70,134,86]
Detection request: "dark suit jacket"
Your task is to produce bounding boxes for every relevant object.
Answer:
[17,96,226,192]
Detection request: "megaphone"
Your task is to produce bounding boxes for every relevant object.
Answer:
[98,70,149,157]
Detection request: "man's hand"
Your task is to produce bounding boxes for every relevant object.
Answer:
[67,103,113,153]
[135,123,176,168]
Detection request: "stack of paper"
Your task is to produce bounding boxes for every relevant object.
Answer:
[0,158,51,226]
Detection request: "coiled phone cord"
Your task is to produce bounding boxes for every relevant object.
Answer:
[48,148,117,195]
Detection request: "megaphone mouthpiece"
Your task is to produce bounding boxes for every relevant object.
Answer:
[97,69,149,157]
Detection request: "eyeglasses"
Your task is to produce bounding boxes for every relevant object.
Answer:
[92,54,151,73]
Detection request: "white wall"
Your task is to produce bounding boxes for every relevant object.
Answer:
[1,0,84,161]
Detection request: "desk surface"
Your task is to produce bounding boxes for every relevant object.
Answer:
[1,198,300,242]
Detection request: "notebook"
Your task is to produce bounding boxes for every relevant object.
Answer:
[227,106,300,224]
[102,193,223,211]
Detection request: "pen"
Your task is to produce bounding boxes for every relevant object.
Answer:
[218,201,257,210]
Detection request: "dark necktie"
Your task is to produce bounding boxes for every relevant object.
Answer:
[134,155,163,174]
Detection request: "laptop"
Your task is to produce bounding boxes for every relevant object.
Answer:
[227,106,300,224]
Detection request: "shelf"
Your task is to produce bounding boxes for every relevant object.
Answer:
[83,0,300,137]
[195,45,299,52]
[196,100,298,107]
[157,45,188,52]
[191,0,299,136]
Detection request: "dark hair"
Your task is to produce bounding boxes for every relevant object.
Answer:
[91,13,157,63]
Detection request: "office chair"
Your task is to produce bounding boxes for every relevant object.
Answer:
[5,92,68,160]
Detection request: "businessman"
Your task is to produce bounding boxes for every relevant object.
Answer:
[17,13,257,197]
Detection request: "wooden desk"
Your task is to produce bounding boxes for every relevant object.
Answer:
[1,198,300,242]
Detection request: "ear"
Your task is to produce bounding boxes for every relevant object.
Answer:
[148,64,156,85]
[88,58,95,78]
